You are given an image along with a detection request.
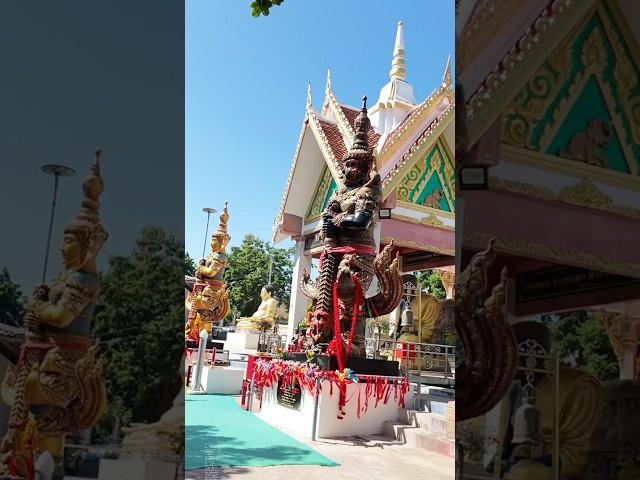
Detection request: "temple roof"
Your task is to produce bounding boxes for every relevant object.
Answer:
[272,22,454,244]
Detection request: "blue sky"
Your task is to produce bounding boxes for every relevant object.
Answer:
[186,0,455,259]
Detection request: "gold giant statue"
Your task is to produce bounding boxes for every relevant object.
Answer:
[185,203,230,343]
[0,149,107,477]
[236,285,278,332]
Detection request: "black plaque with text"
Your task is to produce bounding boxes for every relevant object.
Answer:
[276,377,302,410]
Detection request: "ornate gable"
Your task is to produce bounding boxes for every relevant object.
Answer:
[396,137,455,211]
[306,166,338,222]
[501,2,640,175]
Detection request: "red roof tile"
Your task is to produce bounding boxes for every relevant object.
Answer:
[339,105,381,148]
[318,120,347,161]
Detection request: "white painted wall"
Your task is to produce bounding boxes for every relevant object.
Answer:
[286,239,312,344]
[260,379,405,439]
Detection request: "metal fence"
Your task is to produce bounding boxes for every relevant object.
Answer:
[379,339,456,380]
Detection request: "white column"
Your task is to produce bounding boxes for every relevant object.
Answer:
[286,237,312,345]
[366,220,383,299]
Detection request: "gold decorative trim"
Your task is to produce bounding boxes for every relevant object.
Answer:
[457,0,529,72]
[381,236,455,257]
[306,101,344,188]
[382,105,454,196]
[466,0,597,147]
[389,212,454,232]
[421,213,446,228]
[488,177,556,202]
[534,13,637,174]
[379,83,454,162]
[463,231,640,279]
[325,88,355,150]
[501,144,640,192]
[490,175,640,220]
[396,200,455,219]
[558,178,612,210]
[305,166,335,222]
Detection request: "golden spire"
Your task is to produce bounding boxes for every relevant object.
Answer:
[212,201,230,249]
[325,68,332,93]
[389,21,406,81]
[64,147,108,260]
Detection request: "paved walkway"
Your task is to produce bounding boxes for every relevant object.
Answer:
[186,433,454,480]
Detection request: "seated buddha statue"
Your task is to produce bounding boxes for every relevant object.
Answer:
[236,285,278,332]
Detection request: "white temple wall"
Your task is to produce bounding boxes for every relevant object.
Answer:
[286,237,312,344]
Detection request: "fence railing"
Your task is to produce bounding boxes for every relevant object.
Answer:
[379,339,456,380]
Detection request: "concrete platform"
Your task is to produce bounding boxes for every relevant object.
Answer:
[259,379,404,439]
[224,332,259,352]
[191,365,244,395]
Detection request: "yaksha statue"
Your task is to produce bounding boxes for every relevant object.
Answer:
[0,149,108,477]
[185,202,230,344]
[301,97,402,369]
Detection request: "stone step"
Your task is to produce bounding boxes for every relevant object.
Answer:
[401,410,449,435]
[382,420,455,458]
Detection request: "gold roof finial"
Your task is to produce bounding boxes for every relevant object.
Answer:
[390,20,406,81]
[443,55,452,86]
[306,81,313,109]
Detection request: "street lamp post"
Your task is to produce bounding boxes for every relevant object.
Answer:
[268,250,274,284]
[202,207,217,259]
[41,164,75,283]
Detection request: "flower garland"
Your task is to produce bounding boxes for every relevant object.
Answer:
[253,359,409,420]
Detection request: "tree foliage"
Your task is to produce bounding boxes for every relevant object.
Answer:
[416,270,446,299]
[185,251,196,277]
[92,227,184,441]
[223,234,294,319]
[542,310,619,381]
[0,267,24,327]
[250,0,283,17]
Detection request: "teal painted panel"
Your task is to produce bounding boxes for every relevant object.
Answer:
[546,75,629,173]
[321,177,337,211]
[415,174,450,211]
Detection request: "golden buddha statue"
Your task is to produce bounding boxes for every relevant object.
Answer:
[185,202,230,343]
[235,285,278,332]
[0,149,107,477]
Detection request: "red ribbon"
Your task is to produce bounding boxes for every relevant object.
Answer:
[318,245,376,269]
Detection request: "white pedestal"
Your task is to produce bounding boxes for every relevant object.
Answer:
[98,459,176,480]
[192,365,244,394]
[259,379,402,438]
[224,331,260,352]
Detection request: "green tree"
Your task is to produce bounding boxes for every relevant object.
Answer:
[92,227,184,441]
[185,251,196,276]
[542,310,619,381]
[416,270,446,299]
[250,0,283,17]
[0,267,24,326]
[223,234,294,319]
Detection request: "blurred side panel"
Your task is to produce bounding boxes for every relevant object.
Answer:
[456,1,640,479]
